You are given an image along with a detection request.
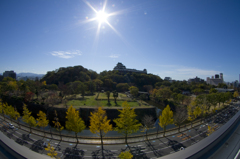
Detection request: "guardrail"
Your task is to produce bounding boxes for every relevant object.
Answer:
[159,106,240,159]
[0,105,228,145]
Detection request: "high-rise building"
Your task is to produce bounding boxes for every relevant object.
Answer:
[3,71,16,79]
[206,73,224,86]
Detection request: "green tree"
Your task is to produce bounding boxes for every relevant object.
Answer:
[116,83,129,92]
[65,106,86,147]
[94,79,103,92]
[37,111,49,137]
[118,150,133,159]
[159,105,174,136]
[89,107,112,157]
[45,143,59,159]
[139,94,146,104]
[217,83,227,88]
[113,101,142,148]
[52,110,64,141]
[113,90,118,104]
[129,86,139,97]
[106,91,110,103]
[209,88,217,94]
[177,94,185,105]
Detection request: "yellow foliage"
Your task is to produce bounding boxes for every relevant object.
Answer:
[22,104,37,130]
[193,106,201,119]
[233,91,239,98]
[118,150,133,159]
[159,105,174,131]
[5,104,20,121]
[42,81,47,86]
[37,111,49,129]
[45,143,58,158]
[113,101,142,135]
[65,106,86,134]
[89,107,112,136]
[207,125,215,136]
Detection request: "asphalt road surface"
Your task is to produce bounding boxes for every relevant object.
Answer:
[0,104,239,159]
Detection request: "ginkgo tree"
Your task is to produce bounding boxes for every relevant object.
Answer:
[22,104,37,134]
[118,150,133,159]
[89,107,112,157]
[207,125,215,136]
[37,111,49,137]
[187,101,197,128]
[159,105,173,137]
[65,105,86,147]
[113,101,142,148]
[0,100,7,121]
[5,104,20,128]
[45,143,59,159]
[53,110,64,141]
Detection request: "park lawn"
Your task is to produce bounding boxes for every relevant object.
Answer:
[67,95,140,107]
[119,93,127,98]
[98,92,115,99]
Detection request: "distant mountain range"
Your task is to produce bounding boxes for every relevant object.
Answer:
[17,73,45,77]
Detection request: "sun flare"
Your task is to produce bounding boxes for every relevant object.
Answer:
[96,11,109,23]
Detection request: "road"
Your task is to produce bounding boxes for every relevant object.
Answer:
[0,104,239,159]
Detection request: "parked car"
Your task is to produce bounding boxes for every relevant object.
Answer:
[9,123,14,129]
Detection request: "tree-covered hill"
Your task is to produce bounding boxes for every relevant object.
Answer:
[41,65,98,85]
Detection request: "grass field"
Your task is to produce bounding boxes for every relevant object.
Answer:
[67,99,140,108]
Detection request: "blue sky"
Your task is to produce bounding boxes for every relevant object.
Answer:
[0,0,240,82]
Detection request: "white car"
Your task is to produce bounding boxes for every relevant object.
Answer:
[9,123,14,129]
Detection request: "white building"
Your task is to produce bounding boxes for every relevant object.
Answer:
[206,73,224,86]
[113,62,147,74]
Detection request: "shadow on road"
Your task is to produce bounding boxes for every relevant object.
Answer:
[145,140,162,157]
[63,147,85,159]
[122,146,149,159]
[91,149,117,159]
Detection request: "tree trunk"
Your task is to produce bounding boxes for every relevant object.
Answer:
[146,130,148,140]
[18,119,21,129]
[125,133,129,149]
[60,131,62,141]
[100,132,104,158]
[75,132,78,148]
[163,127,165,137]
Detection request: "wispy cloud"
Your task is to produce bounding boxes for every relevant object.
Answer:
[153,65,221,80]
[109,54,120,58]
[50,50,82,59]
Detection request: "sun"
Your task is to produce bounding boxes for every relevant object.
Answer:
[96,11,109,23]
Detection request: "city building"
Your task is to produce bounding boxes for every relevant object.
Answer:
[164,77,172,81]
[188,76,204,84]
[206,73,224,86]
[3,70,16,79]
[113,62,147,74]
[0,75,3,81]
